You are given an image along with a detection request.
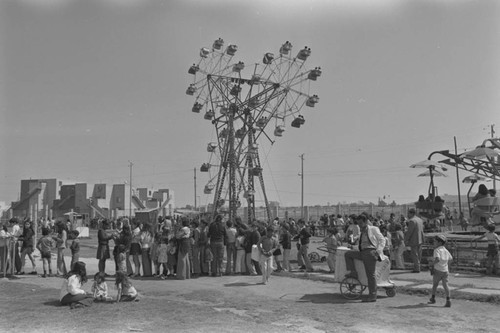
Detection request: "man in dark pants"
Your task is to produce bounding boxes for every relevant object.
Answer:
[295,219,313,272]
[344,214,387,302]
[405,208,425,273]
[207,215,226,277]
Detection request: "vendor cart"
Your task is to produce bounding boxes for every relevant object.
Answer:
[335,247,396,299]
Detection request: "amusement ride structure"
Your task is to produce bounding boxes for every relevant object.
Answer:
[186,38,322,223]
[412,136,500,225]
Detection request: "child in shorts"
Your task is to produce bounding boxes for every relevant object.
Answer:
[474,224,500,275]
[428,234,453,307]
[36,227,54,278]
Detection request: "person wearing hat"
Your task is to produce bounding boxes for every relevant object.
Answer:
[404,208,425,273]
[428,234,453,307]
[344,214,387,302]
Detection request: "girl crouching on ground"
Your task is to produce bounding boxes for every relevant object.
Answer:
[59,261,93,309]
[115,271,138,302]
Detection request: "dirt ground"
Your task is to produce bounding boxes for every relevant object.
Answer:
[2,231,499,332]
[1,271,499,333]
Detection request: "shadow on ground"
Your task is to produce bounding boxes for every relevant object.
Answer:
[298,293,351,304]
[388,302,431,309]
[43,299,63,307]
[224,282,257,287]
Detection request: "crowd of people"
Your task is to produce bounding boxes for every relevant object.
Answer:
[0,217,71,277]
[80,210,434,283]
[1,206,499,308]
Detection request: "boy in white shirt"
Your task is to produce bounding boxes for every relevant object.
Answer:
[428,234,453,307]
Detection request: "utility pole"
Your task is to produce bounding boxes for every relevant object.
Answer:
[454,136,462,214]
[491,124,496,190]
[128,161,133,218]
[194,167,197,209]
[299,154,304,219]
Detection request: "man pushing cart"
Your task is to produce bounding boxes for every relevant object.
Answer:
[336,214,396,302]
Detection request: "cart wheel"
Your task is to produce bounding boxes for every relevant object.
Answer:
[340,277,365,300]
[308,252,320,262]
[385,287,396,297]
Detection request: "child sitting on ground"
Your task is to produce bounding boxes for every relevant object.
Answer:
[428,234,453,307]
[36,227,54,278]
[474,224,500,275]
[91,272,113,302]
[115,271,138,302]
[322,228,339,273]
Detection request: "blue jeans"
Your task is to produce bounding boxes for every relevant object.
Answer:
[225,242,236,274]
[297,244,313,271]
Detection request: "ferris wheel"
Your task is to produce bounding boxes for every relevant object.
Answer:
[187,38,322,223]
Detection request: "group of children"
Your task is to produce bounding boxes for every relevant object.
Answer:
[35,224,140,307]
[36,227,80,278]
[150,233,178,278]
[60,261,138,308]
[91,271,138,303]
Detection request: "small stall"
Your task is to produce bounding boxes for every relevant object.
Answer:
[335,246,396,299]
[135,208,159,235]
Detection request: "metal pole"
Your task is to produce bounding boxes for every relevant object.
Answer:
[299,154,304,219]
[454,136,462,214]
[491,124,496,191]
[129,161,133,218]
[194,167,197,209]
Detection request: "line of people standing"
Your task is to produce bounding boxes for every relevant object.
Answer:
[1,218,71,277]
[94,215,300,280]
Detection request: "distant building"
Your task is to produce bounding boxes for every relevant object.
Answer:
[10,178,58,221]
[7,178,175,223]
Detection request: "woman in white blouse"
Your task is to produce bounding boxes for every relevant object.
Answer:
[59,261,93,308]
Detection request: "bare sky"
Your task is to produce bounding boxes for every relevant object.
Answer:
[1,0,499,207]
